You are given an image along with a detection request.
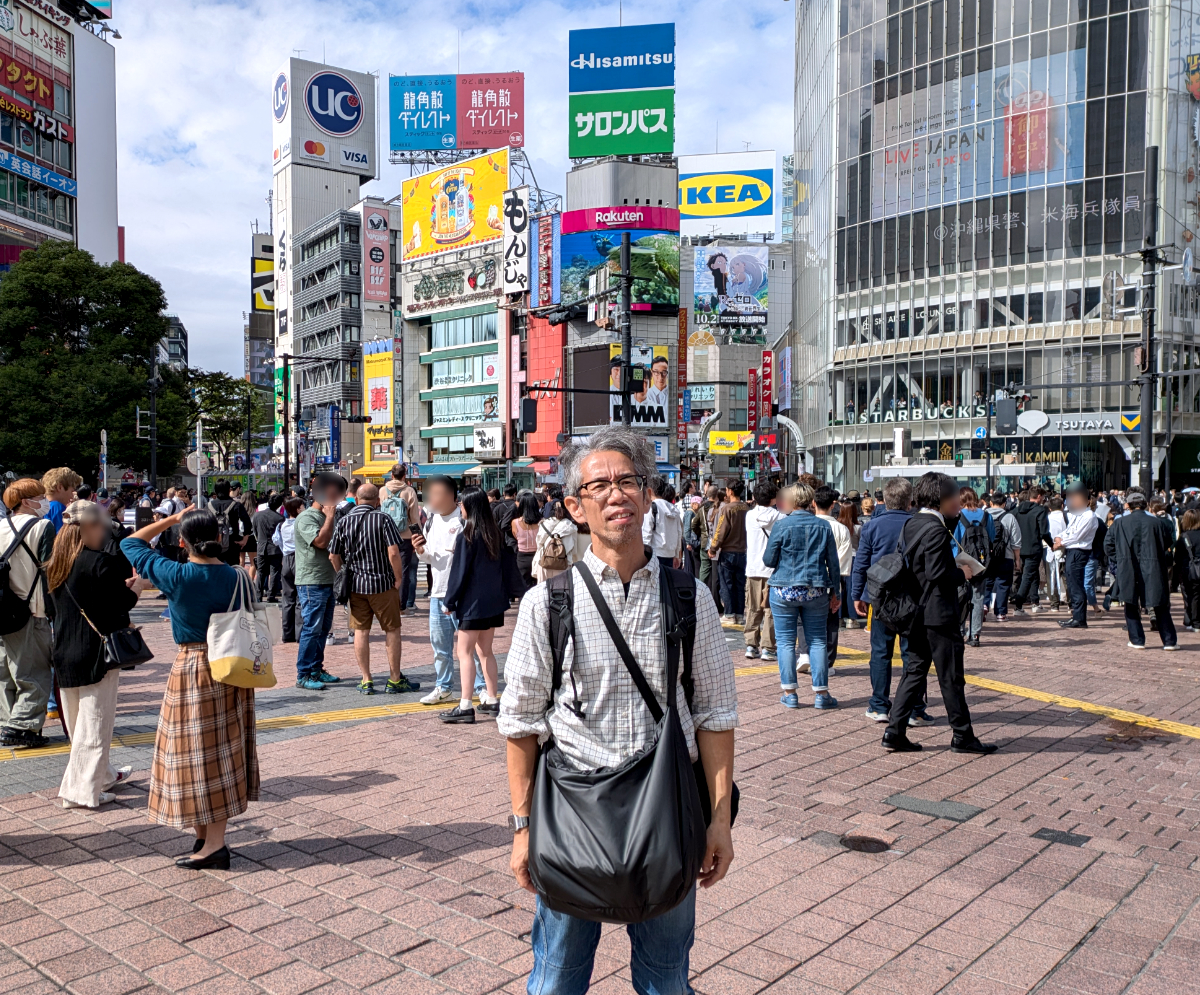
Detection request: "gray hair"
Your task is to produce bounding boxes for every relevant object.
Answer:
[560,426,657,496]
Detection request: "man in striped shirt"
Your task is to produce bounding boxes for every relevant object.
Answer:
[329,483,421,695]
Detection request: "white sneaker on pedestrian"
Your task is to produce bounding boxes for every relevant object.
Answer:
[1011,607,1027,616]
[1127,642,1146,650]
[760,650,777,662]
[420,687,455,705]
[1030,605,1047,614]
[1163,644,1181,651]
[864,709,889,722]
[721,615,736,624]
[745,647,760,659]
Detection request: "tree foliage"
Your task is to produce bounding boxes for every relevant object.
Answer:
[189,370,273,471]
[0,240,193,481]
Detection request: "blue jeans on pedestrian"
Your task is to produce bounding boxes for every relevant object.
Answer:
[1083,557,1100,607]
[527,887,696,995]
[296,584,335,680]
[770,589,830,693]
[989,558,1014,616]
[429,596,485,693]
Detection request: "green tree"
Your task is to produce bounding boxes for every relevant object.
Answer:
[0,239,192,481]
[189,370,273,471]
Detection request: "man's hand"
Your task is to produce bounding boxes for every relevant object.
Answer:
[698,818,734,889]
[1053,538,1062,550]
[854,600,868,617]
[830,596,841,614]
[238,537,249,548]
[510,830,534,893]
[673,556,681,569]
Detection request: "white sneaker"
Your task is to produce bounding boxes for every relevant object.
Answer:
[420,687,455,705]
[1030,605,1047,614]
[745,647,760,659]
[1127,642,1146,650]
[721,615,736,624]
[864,709,889,722]
[1163,644,1181,651]
[60,792,114,809]
[760,650,777,662]
[828,668,837,677]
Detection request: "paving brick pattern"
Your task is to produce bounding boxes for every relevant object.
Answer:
[0,597,1199,993]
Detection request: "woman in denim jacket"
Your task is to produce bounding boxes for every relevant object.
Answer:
[763,483,842,709]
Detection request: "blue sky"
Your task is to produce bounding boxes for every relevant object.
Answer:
[114,0,795,373]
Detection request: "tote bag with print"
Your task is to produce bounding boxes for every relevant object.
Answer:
[207,568,278,688]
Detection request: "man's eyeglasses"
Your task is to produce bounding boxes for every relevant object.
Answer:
[576,474,646,500]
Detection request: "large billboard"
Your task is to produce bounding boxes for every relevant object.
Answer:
[693,245,768,335]
[558,228,679,313]
[389,73,524,151]
[400,249,502,317]
[360,204,391,304]
[362,338,397,475]
[568,23,674,158]
[272,58,378,180]
[251,234,273,313]
[678,152,775,237]
[608,344,670,427]
[400,148,509,262]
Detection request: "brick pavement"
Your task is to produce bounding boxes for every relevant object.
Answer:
[0,597,1199,993]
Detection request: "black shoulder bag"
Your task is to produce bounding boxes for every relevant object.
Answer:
[61,584,153,675]
[530,562,709,924]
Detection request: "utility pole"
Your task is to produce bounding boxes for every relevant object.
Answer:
[244,391,253,478]
[148,355,160,490]
[281,352,291,493]
[1139,145,1159,495]
[619,232,632,427]
[100,429,107,493]
[294,376,303,489]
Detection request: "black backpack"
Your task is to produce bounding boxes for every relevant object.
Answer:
[0,517,42,635]
[865,516,942,634]
[959,514,993,572]
[985,512,1012,576]
[1184,536,1200,584]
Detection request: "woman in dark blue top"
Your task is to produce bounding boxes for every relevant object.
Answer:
[439,487,514,725]
[121,510,255,872]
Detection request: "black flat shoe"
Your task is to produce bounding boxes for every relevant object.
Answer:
[881,732,923,752]
[1058,620,1087,628]
[191,838,204,854]
[439,705,475,724]
[951,738,998,755]
[175,846,230,870]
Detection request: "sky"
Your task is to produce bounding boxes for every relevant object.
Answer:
[112,0,796,375]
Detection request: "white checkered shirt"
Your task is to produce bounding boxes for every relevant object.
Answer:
[498,550,738,771]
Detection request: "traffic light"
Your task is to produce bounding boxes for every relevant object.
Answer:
[519,397,537,435]
[994,397,1017,435]
[343,415,371,423]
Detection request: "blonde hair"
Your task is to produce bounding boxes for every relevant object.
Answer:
[41,467,82,495]
[783,483,814,510]
[3,477,43,510]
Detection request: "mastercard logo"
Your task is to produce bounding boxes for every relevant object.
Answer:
[303,140,326,155]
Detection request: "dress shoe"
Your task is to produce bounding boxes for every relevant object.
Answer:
[881,732,922,752]
[1058,620,1087,629]
[175,846,230,870]
[950,738,998,755]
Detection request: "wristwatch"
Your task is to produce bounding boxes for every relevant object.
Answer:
[508,814,530,832]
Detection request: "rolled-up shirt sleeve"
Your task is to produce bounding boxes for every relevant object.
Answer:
[497,585,554,743]
[687,581,739,733]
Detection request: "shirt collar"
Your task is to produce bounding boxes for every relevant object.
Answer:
[919,508,945,523]
[582,546,656,584]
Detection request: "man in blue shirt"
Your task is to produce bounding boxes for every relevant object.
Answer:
[40,467,82,533]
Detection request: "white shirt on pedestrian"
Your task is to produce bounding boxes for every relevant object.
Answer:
[641,497,682,561]
[0,513,52,617]
[1058,507,1098,550]
[816,512,853,576]
[415,508,464,600]
[745,504,784,579]
[272,517,296,555]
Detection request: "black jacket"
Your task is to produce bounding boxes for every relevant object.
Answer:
[209,497,252,541]
[50,548,137,688]
[902,512,966,628]
[1013,500,1052,556]
[443,530,521,622]
[252,508,283,554]
[1173,528,1200,585]
[493,499,519,553]
[1104,510,1174,608]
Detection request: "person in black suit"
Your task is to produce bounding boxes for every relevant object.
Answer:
[882,472,997,755]
[1104,489,1178,649]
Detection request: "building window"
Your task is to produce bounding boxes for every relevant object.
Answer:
[430,310,498,349]
[55,140,69,172]
[729,408,748,430]
[53,83,69,120]
[430,352,499,388]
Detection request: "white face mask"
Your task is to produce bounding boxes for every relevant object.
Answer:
[33,498,49,516]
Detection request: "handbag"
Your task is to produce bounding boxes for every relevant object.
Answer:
[62,585,153,673]
[206,568,278,689]
[333,564,353,606]
[528,562,708,925]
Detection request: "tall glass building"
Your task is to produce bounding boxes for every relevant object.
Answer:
[793,0,1200,492]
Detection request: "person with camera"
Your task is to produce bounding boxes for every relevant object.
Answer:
[499,427,737,992]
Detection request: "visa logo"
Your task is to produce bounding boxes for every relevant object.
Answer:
[342,149,370,165]
[678,171,773,218]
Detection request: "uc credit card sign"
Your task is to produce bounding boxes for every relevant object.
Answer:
[568,23,675,93]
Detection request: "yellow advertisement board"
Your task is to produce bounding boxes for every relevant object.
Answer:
[400,148,509,262]
[708,430,753,454]
[362,339,397,478]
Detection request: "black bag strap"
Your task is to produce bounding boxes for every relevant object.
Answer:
[660,565,697,706]
[1,515,44,608]
[575,561,672,724]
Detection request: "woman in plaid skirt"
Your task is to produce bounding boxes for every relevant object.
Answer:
[121,509,258,871]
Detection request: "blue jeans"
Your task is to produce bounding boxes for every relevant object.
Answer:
[528,887,696,995]
[296,584,335,680]
[1084,557,1100,607]
[429,596,485,693]
[868,615,929,717]
[770,589,830,693]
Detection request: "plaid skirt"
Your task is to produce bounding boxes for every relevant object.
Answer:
[148,643,260,828]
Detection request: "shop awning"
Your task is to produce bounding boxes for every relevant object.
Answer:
[529,461,554,474]
[656,463,680,473]
[413,462,480,477]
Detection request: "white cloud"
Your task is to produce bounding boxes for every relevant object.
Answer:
[113,0,794,374]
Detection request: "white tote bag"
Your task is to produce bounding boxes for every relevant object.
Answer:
[206,568,278,689]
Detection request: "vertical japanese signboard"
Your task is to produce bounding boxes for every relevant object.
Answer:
[676,309,688,448]
[760,350,773,423]
[363,207,391,304]
[747,368,758,434]
[502,185,530,296]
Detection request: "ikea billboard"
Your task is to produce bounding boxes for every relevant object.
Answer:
[678,151,775,237]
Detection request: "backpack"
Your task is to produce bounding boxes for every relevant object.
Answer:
[985,512,1012,575]
[865,517,941,634]
[545,564,737,828]
[212,500,236,551]
[0,517,42,635]
[1185,536,1200,584]
[539,522,569,572]
[959,514,993,572]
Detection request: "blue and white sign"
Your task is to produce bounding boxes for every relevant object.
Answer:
[390,76,457,152]
[272,72,289,123]
[568,23,675,93]
[974,426,988,439]
[0,150,75,196]
[682,388,692,423]
[305,70,364,137]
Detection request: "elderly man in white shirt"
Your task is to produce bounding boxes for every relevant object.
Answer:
[1053,483,1099,629]
[642,475,683,569]
[743,482,784,661]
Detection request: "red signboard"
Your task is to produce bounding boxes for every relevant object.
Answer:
[676,309,688,448]
[525,316,566,456]
[537,214,554,307]
[561,205,681,234]
[0,53,52,110]
[760,350,773,423]
[748,368,758,434]
[1003,91,1051,177]
[455,73,524,149]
